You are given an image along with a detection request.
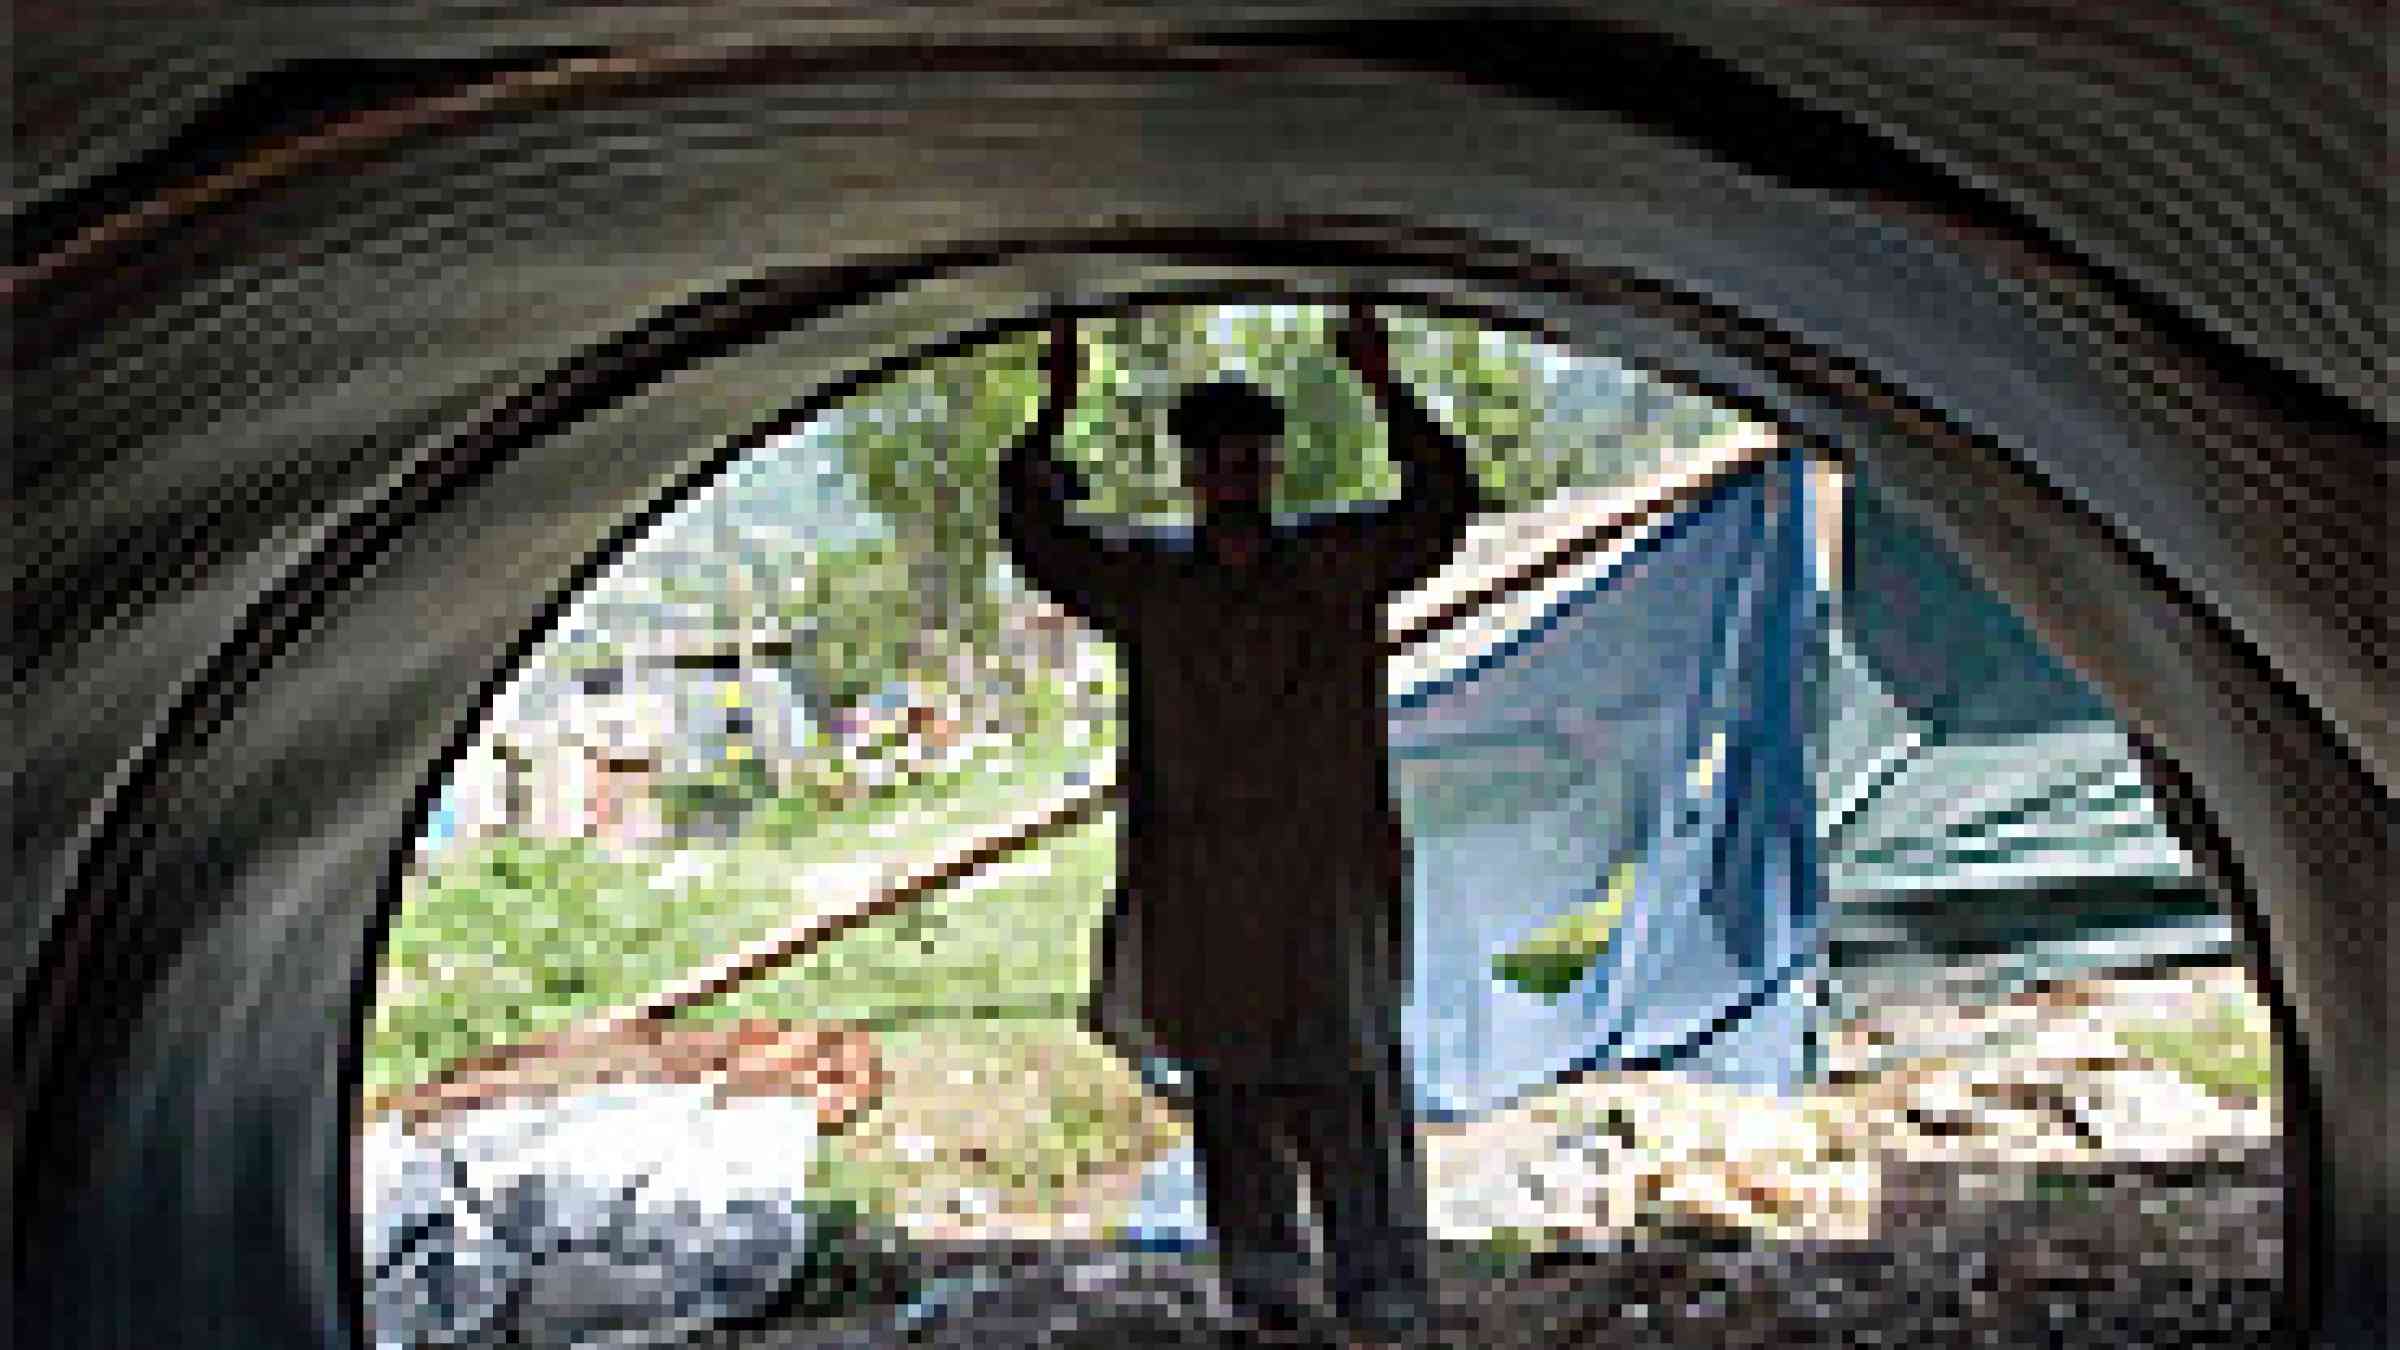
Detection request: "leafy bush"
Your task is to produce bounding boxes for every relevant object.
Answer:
[368,835,803,1095]
[750,1196,923,1324]
[369,837,649,1092]
[653,755,780,831]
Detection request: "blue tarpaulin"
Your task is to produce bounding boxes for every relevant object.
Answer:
[1390,450,1822,1119]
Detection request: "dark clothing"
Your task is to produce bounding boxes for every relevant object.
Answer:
[997,395,1480,1083]
[1189,1051,1430,1332]
[999,385,1477,1337]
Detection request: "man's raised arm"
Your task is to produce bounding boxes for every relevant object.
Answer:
[1334,303,1486,593]
[997,317,1137,628]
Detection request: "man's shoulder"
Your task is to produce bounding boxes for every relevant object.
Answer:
[1284,500,1412,572]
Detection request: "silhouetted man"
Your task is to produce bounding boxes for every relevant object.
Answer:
[999,305,1482,1344]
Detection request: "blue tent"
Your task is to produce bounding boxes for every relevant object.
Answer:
[1816,472,2231,1024]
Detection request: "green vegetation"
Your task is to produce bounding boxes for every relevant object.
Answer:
[2028,1168,2114,1210]
[1492,858,1635,998]
[781,304,1739,716]
[742,723,1111,853]
[367,737,1109,1097]
[373,837,675,1093]
[697,818,1117,1031]
[653,756,780,832]
[2117,994,2278,1103]
[804,1016,1184,1223]
[753,1195,925,1322]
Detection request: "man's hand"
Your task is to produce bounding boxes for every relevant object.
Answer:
[1330,297,1478,591]
[1334,301,1393,393]
[1046,314,1080,425]
[1027,314,1089,501]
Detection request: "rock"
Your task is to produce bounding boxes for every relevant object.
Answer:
[1418,1074,1881,1244]
[2067,1066,2271,1158]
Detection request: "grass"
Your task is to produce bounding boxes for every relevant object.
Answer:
[2115,992,2278,1103]
[368,834,790,1094]
[366,727,1113,1097]
[708,818,1185,1230]
[368,753,1173,1237]
[804,1016,1185,1227]
[696,818,1117,1030]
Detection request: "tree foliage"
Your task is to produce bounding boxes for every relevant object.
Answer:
[612,303,1746,730]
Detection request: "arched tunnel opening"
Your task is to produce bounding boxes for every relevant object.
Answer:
[11,15,2384,1349]
[344,298,2287,1347]
[16,232,2367,1350]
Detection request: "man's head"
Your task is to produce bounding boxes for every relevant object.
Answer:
[1168,379,1284,518]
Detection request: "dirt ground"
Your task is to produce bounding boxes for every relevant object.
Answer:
[706,966,2285,1347]
[376,966,2285,1346]
[705,1140,2283,1347]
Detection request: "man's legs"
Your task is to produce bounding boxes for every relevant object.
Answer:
[1287,1049,1431,1339]
[1187,1073,1314,1330]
